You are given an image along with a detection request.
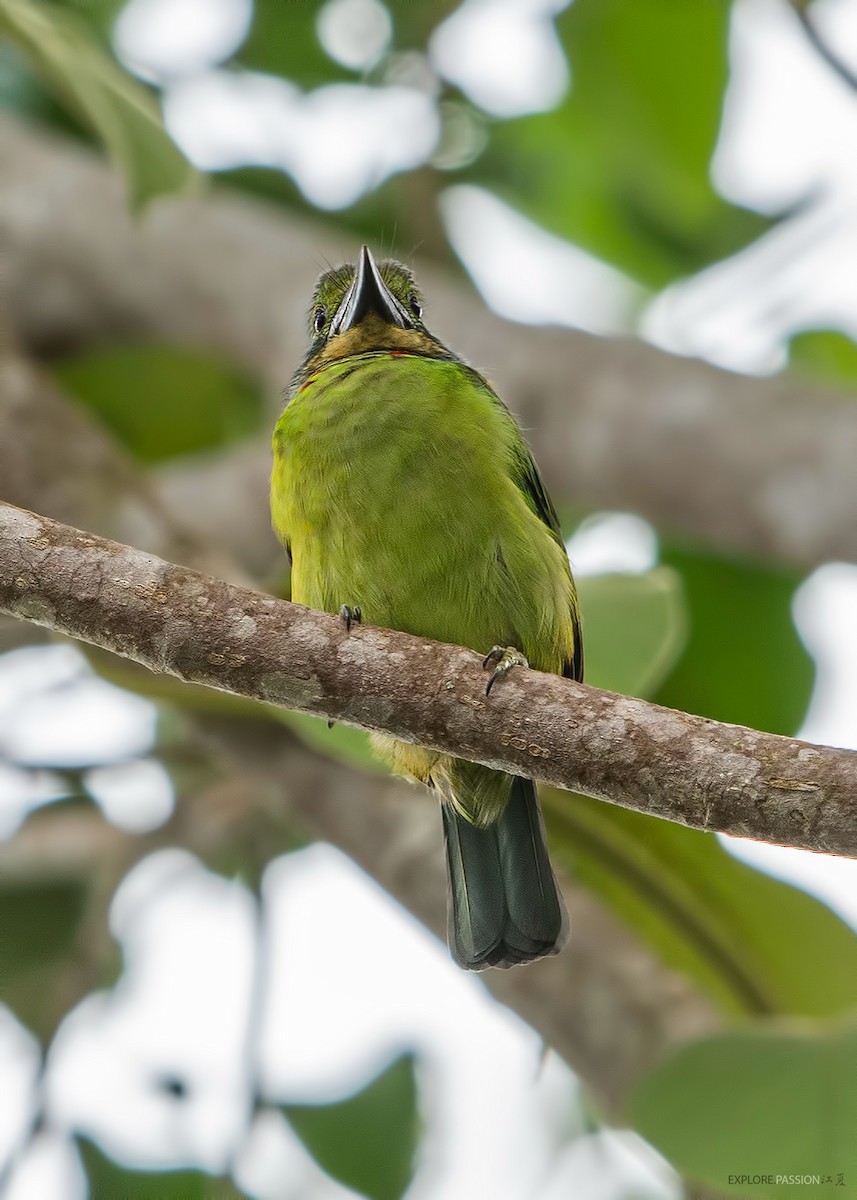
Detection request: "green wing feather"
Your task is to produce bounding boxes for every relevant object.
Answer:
[468,366,583,682]
[508,420,584,684]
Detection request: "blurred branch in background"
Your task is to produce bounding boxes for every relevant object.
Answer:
[2,500,855,858]
[2,114,857,575]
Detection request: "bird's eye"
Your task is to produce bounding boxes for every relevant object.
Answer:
[313,305,326,334]
[409,293,422,319]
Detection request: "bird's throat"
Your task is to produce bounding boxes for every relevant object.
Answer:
[306,317,447,373]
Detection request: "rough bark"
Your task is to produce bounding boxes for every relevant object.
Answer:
[2,114,857,570]
[2,501,855,857]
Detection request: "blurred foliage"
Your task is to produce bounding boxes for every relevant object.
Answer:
[0,0,771,285]
[1,0,856,1197]
[577,567,687,697]
[632,1015,857,1197]
[77,1055,419,1200]
[789,327,857,390]
[227,0,773,285]
[51,345,265,462]
[237,0,353,86]
[283,1054,420,1200]
[654,544,814,737]
[483,0,772,287]
[545,792,857,1019]
[0,877,86,976]
[0,0,194,208]
[283,708,378,771]
[79,1138,246,1199]
[0,40,91,140]
[220,0,773,288]
[0,877,88,1037]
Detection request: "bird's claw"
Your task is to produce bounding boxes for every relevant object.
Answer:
[332,605,363,725]
[482,645,529,695]
[339,604,362,632]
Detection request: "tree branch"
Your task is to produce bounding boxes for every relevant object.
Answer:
[3,114,857,570]
[2,500,855,857]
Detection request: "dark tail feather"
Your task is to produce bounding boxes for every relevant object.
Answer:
[442,777,568,970]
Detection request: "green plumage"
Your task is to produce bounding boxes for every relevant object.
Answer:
[271,248,581,969]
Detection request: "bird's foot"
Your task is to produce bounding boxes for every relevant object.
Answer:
[482,645,529,695]
[339,604,362,632]
[331,606,363,726]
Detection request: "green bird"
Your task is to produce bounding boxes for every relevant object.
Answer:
[271,246,582,970]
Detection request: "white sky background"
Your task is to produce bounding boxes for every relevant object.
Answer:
[3,0,857,1196]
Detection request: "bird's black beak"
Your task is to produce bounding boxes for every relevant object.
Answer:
[331,245,413,335]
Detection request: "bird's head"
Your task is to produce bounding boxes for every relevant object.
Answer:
[294,246,452,385]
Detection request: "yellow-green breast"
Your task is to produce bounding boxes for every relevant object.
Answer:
[271,350,577,675]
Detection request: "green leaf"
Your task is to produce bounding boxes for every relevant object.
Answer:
[0,875,88,1039]
[478,0,771,287]
[0,877,87,977]
[0,39,83,134]
[51,345,264,463]
[544,792,857,1019]
[283,1054,419,1200]
[79,1138,245,1200]
[789,328,857,390]
[654,544,814,736]
[235,0,456,85]
[389,0,460,50]
[0,0,194,208]
[50,0,129,40]
[631,1016,857,1196]
[577,567,687,698]
[236,0,352,87]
